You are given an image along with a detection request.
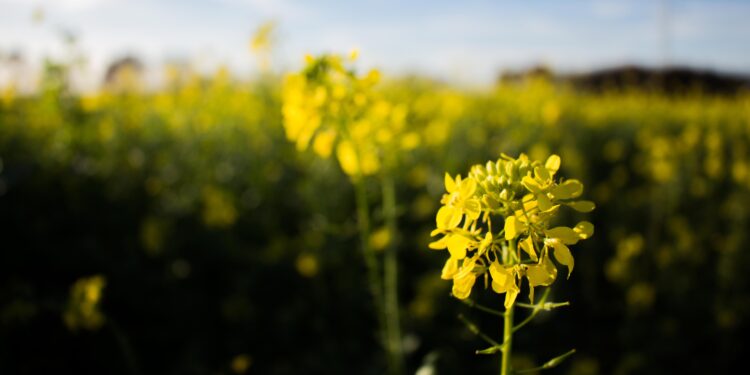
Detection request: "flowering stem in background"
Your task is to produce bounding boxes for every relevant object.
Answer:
[382,173,404,375]
[354,176,388,367]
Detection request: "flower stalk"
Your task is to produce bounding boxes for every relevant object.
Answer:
[354,176,388,359]
[501,304,514,375]
[382,172,404,375]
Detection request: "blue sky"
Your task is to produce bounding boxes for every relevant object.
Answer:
[1,0,749,85]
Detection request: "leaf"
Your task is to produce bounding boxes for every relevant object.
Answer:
[545,226,580,244]
[545,154,561,173]
[551,241,574,278]
[574,221,594,239]
[550,179,583,200]
[568,200,595,212]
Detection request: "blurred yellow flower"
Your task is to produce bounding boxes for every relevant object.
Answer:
[63,275,106,331]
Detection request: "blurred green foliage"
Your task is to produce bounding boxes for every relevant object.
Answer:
[1,59,749,374]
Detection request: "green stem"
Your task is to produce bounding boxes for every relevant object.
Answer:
[459,297,505,317]
[458,313,502,348]
[501,238,518,375]
[501,304,514,375]
[354,176,388,365]
[513,289,550,333]
[382,173,404,375]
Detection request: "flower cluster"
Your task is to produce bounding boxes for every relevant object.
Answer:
[282,53,416,177]
[430,153,594,308]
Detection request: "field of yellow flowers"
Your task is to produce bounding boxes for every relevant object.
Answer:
[1,55,749,374]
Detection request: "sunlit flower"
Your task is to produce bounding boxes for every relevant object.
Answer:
[429,153,595,306]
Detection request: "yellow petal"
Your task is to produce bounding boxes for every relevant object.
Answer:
[504,216,521,240]
[446,234,470,259]
[568,200,596,213]
[464,199,481,221]
[522,194,538,212]
[534,165,551,181]
[522,176,543,194]
[545,226,580,245]
[505,216,528,241]
[478,232,493,253]
[537,194,553,212]
[526,256,559,303]
[545,154,561,173]
[574,221,595,240]
[504,281,520,309]
[491,280,505,294]
[489,261,511,287]
[441,257,459,280]
[519,236,538,261]
[459,178,477,197]
[312,129,336,158]
[550,179,583,200]
[359,149,380,175]
[335,140,359,176]
[444,173,456,193]
[551,241,574,278]
[526,259,557,287]
[428,236,447,250]
[452,272,476,299]
[436,206,462,229]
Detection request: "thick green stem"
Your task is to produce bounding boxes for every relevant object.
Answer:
[354,177,388,366]
[382,173,404,375]
[501,305,514,375]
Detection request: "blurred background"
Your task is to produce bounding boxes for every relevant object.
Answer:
[1,1,749,374]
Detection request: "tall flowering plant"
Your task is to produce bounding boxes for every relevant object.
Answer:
[430,153,595,375]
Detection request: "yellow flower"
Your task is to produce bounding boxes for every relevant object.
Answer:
[428,153,595,308]
[63,275,107,331]
[441,173,481,223]
[451,257,478,300]
[489,262,520,309]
